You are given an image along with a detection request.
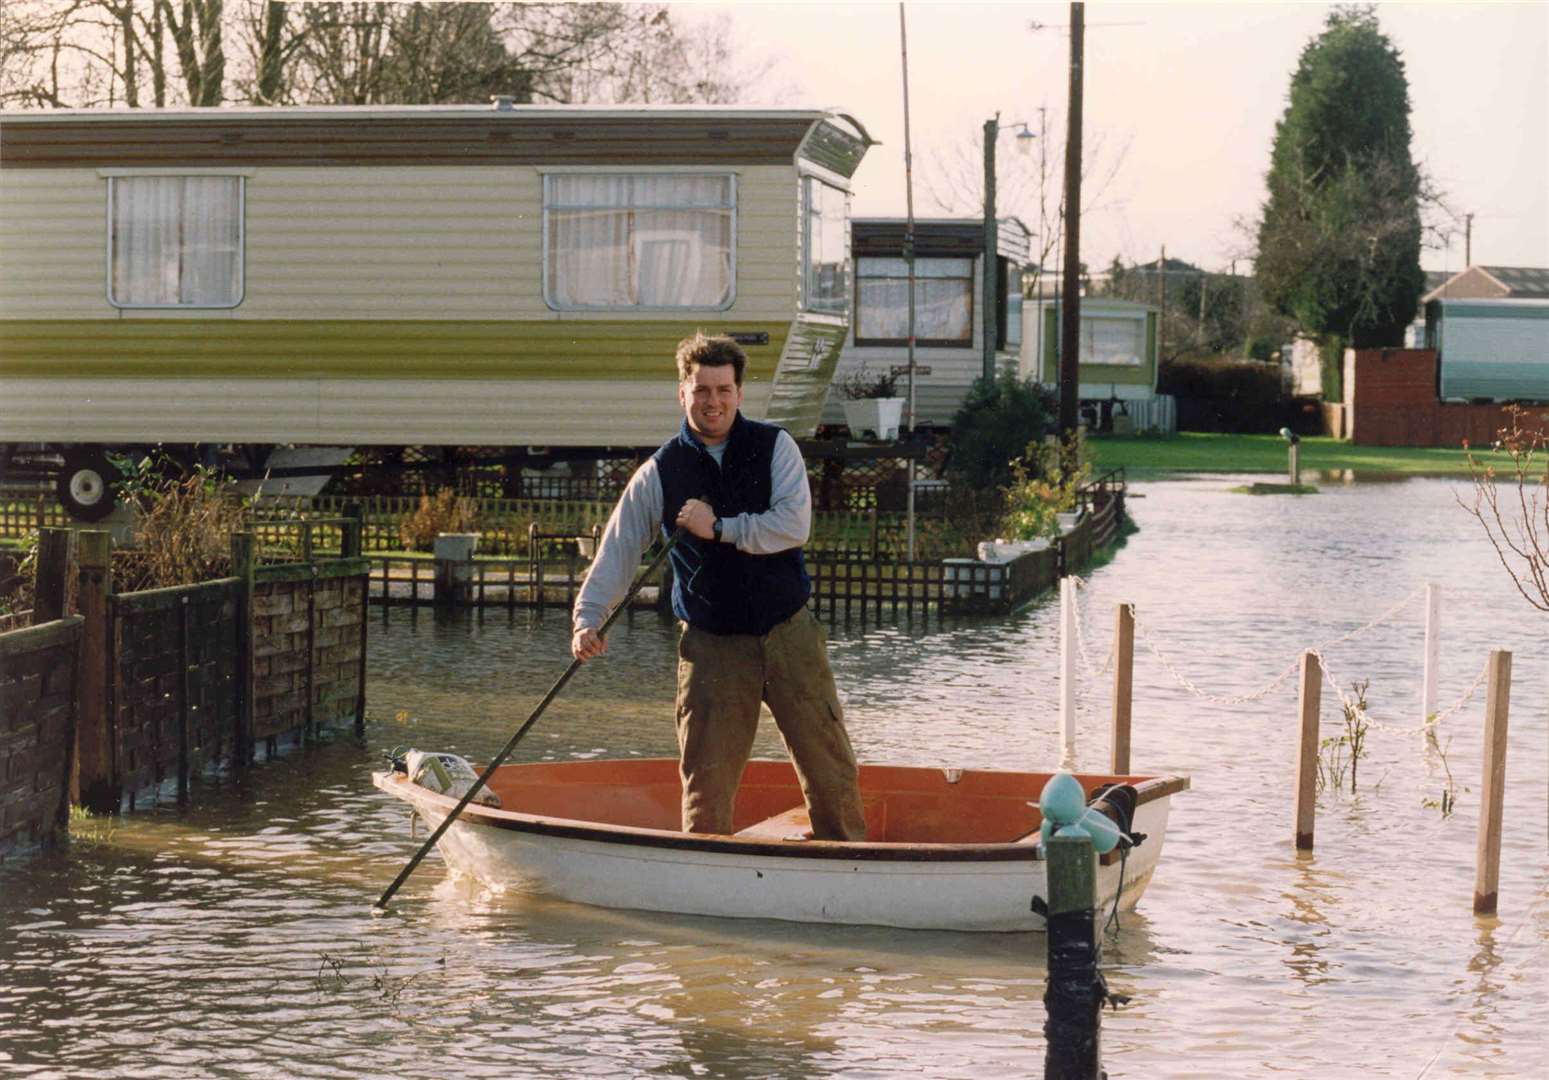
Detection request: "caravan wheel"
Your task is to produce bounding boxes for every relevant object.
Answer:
[57,448,118,522]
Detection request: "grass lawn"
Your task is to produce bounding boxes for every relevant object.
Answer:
[1090,433,1479,478]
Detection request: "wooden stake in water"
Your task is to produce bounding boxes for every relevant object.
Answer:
[1111,602,1133,775]
[1474,649,1511,916]
[1059,577,1077,768]
[1294,650,1321,851]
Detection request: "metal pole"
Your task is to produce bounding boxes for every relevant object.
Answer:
[983,115,999,383]
[1057,2,1085,443]
[899,2,918,561]
[1421,583,1440,728]
[1059,576,1077,768]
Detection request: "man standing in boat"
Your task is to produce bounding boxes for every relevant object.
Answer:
[572,332,867,842]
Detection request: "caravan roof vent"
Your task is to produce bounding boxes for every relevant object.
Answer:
[491,96,516,112]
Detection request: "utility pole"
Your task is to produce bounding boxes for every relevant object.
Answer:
[1057,1,1084,441]
[1464,212,1474,266]
[983,116,1000,383]
[899,2,918,561]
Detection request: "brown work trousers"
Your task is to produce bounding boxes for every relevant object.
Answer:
[675,608,866,840]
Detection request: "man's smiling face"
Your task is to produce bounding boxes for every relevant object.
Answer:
[679,362,743,446]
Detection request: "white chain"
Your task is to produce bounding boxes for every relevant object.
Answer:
[1068,576,1114,679]
[1122,584,1425,707]
[1314,648,1492,737]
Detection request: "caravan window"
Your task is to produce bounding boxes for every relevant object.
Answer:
[854,257,973,346]
[1081,313,1146,366]
[802,177,849,314]
[108,176,243,308]
[544,174,735,310]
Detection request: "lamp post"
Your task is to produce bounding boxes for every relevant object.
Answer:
[982,116,1037,383]
[1279,427,1301,485]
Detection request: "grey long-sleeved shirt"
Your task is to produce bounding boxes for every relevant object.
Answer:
[572,429,811,632]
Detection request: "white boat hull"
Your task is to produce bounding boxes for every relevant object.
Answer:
[374,761,1181,932]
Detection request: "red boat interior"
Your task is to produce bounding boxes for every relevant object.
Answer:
[479,758,1164,845]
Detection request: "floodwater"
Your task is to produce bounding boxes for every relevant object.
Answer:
[2,475,1546,1078]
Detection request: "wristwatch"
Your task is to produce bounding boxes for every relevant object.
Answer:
[712,517,723,543]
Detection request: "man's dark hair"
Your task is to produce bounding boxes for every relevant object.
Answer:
[676,332,747,385]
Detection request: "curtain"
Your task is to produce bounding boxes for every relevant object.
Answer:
[1081,316,1144,366]
[111,176,240,306]
[547,175,732,308]
[855,257,973,342]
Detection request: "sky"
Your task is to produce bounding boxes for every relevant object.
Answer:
[703,1,1549,276]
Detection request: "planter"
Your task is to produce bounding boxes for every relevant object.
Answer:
[842,397,905,441]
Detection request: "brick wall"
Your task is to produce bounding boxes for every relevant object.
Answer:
[0,618,81,860]
[252,574,365,743]
[1348,349,1549,447]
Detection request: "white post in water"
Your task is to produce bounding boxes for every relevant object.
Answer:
[1059,576,1077,767]
[1422,583,1440,728]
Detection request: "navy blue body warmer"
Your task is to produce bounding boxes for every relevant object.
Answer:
[653,415,811,636]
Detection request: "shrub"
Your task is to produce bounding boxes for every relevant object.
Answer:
[399,489,478,552]
[944,373,1057,490]
[115,456,248,591]
[1000,432,1092,541]
[1159,356,1299,433]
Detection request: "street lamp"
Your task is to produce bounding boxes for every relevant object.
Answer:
[983,117,1038,382]
[1279,427,1301,485]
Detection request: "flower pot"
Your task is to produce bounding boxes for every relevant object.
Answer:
[842,397,905,441]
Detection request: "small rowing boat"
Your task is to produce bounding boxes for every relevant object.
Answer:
[373,757,1189,932]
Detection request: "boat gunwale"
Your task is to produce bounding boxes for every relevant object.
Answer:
[372,766,1189,864]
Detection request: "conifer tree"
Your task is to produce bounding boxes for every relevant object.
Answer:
[1255,6,1424,350]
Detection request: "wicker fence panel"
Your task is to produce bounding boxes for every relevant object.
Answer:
[0,618,81,860]
[250,573,366,745]
[112,580,240,805]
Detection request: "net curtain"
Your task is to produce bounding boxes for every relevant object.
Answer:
[110,176,242,306]
[546,174,732,308]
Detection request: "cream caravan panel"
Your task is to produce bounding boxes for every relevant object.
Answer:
[245,165,797,321]
[317,378,774,445]
[0,378,321,442]
[0,376,775,446]
[0,170,109,318]
[0,164,798,322]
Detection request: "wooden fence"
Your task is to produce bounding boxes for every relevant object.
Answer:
[0,522,371,822]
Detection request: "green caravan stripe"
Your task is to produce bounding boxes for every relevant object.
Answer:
[0,320,791,381]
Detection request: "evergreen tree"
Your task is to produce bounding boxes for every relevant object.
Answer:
[1255,5,1424,349]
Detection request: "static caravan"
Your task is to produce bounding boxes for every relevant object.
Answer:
[1425,299,1549,401]
[822,217,1030,432]
[1020,298,1170,432]
[0,103,872,517]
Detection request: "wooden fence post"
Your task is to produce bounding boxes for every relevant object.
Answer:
[344,503,368,738]
[74,530,117,813]
[1294,650,1322,851]
[176,595,191,806]
[1474,649,1511,916]
[1043,831,1102,1078]
[341,502,363,558]
[1111,602,1134,775]
[231,532,256,768]
[34,528,71,624]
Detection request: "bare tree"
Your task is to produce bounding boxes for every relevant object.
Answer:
[1461,407,1549,613]
[919,112,1131,280]
[562,8,775,104]
[0,0,217,107]
[5,2,774,109]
